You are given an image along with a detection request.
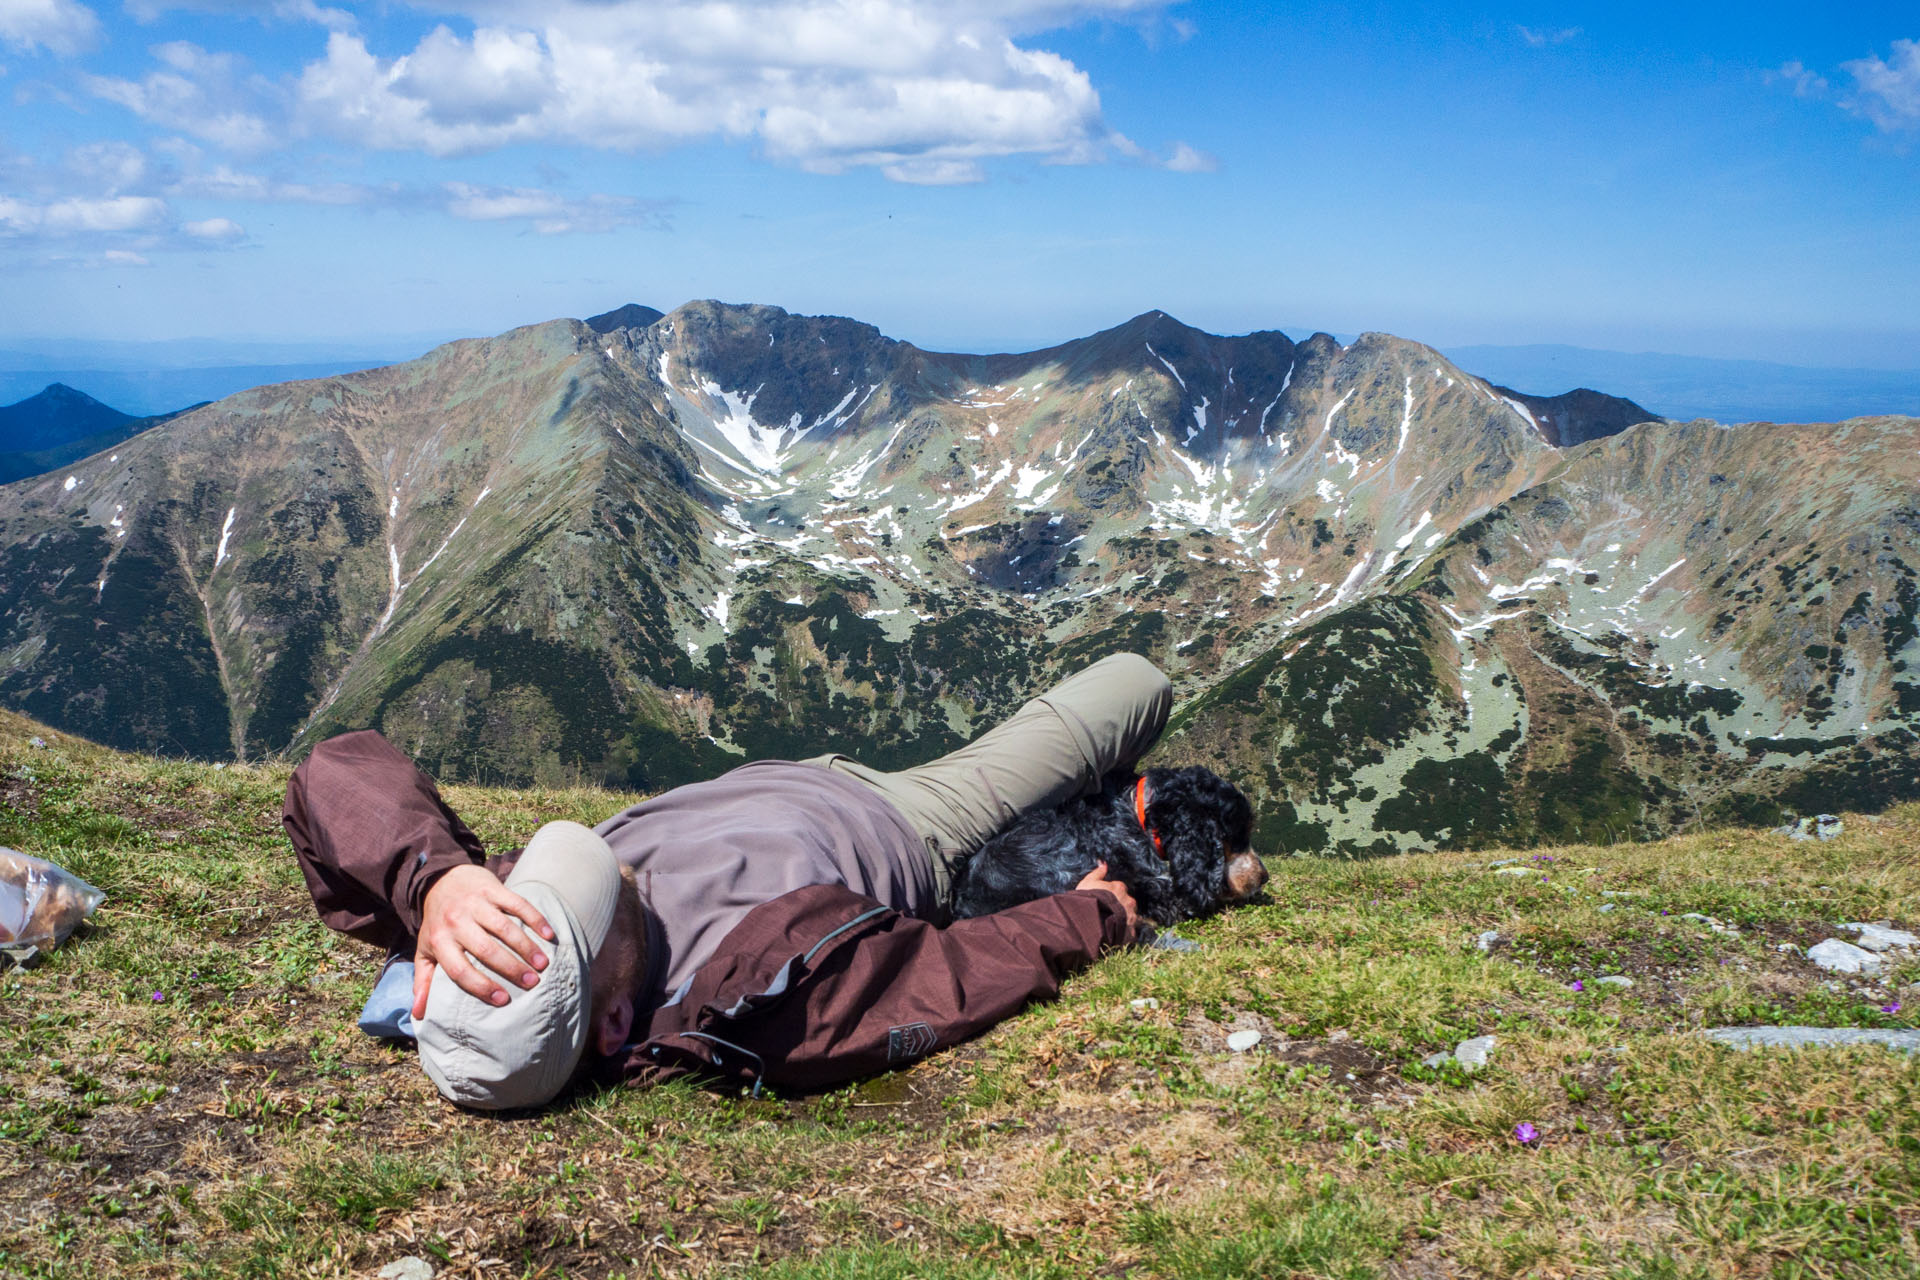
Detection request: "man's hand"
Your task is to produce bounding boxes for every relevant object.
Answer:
[411,864,556,1018]
[1075,861,1139,942]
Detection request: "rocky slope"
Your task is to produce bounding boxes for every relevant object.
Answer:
[1,301,1912,849]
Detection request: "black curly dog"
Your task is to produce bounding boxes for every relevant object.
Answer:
[951,766,1267,927]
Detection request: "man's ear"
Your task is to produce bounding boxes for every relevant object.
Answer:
[594,995,635,1058]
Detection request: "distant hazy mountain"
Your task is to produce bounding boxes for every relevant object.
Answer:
[0,384,198,485]
[1447,343,1920,425]
[2,302,1914,852]
[0,364,398,418]
[0,383,137,453]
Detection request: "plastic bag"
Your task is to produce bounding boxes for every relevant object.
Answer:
[0,847,106,961]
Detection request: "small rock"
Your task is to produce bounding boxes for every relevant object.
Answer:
[1844,923,1920,952]
[1492,866,1534,877]
[1705,1026,1920,1053]
[1600,890,1636,898]
[378,1260,434,1280]
[1225,1030,1261,1053]
[1815,814,1843,841]
[1129,997,1160,1011]
[1595,975,1634,988]
[1487,859,1517,868]
[1421,1050,1452,1069]
[1775,942,1800,954]
[1598,902,1617,914]
[1807,938,1884,975]
[27,736,46,749]
[1476,930,1500,951]
[1454,1035,1497,1072]
[1681,912,1739,936]
[1327,1029,1351,1043]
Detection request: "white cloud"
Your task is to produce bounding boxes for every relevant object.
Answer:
[288,1,1153,178]
[82,40,279,152]
[1842,38,1920,132]
[1163,140,1216,172]
[66,140,150,191]
[124,0,354,30]
[395,24,554,126]
[1517,25,1580,48]
[183,215,246,242]
[102,248,151,265]
[168,154,385,206]
[442,181,667,233]
[1773,60,1829,99]
[0,0,99,55]
[880,157,985,184]
[0,193,169,235]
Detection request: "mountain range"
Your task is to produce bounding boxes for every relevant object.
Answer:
[1,301,1914,854]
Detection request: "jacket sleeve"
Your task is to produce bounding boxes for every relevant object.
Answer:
[281,730,491,953]
[682,888,1130,1090]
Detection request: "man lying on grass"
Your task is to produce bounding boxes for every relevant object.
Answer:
[284,654,1165,1110]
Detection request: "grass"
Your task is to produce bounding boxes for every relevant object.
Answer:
[3,705,1919,1277]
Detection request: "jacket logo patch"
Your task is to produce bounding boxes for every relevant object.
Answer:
[887,1022,938,1063]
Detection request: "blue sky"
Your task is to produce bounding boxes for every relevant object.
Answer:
[2,1,1916,366]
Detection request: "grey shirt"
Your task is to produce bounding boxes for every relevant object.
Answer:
[594,760,934,1002]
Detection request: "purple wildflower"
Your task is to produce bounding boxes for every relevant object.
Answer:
[151,991,164,1002]
[1514,1122,1539,1144]
[1883,1002,1902,1015]
[1569,980,1584,992]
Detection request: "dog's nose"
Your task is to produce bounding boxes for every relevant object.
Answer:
[1226,851,1269,900]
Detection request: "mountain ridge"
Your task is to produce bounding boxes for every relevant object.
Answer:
[2,300,1911,852]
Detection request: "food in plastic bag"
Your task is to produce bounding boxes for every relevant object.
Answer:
[0,847,106,957]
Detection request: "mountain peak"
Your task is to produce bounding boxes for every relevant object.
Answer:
[585,303,665,334]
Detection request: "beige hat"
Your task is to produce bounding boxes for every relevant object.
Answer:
[416,820,621,1111]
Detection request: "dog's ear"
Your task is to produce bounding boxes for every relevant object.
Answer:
[1156,805,1229,921]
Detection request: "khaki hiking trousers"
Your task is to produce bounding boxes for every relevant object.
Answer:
[804,652,1173,907]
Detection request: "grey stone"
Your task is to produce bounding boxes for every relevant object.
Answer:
[1491,866,1534,877]
[1598,902,1617,914]
[27,736,45,749]
[1454,1035,1497,1072]
[1129,997,1159,1011]
[1844,923,1919,952]
[1225,1030,1261,1053]
[1776,814,1845,842]
[1476,930,1500,951]
[378,1260,434,1280]
[1595,975,1634,988]
[1705,1026,1920,1053]
[1487,859,1517,868]
[1681,912,1739,936]
[1421,1051,1452,1069]
[1808,938,1884,974]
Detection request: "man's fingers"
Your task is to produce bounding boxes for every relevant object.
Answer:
[411,956,436,1021]
[457,920,541,992]
[438,945,511,1007]
[480,901,550,973]
[488,883,556,943]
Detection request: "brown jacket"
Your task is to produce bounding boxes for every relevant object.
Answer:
[284,731,1129,1091]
